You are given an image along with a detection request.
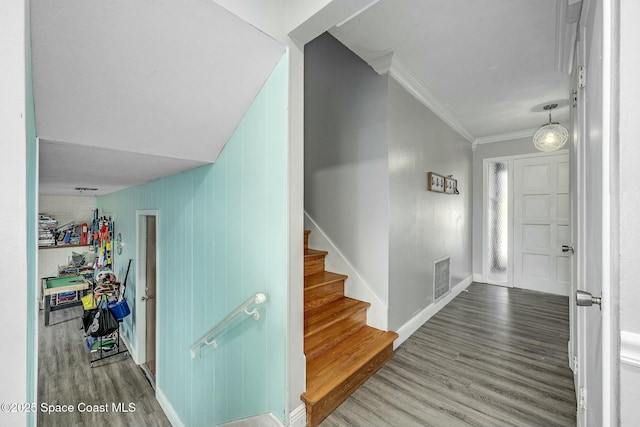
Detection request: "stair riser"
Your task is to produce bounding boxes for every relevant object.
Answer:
[304,255,325,277]
[304,344,394,426]
[305,308,366,340]
[304,281,344,312]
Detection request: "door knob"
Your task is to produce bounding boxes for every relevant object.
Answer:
[562,245,575,253]
[576,290,601,307]
[141,294,154,301]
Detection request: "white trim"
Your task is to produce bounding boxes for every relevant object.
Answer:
[602,1,613,425]
[481,159,489,284]
[218,413,284,427]
[568,340,576,373]
[287,403,307,427]
[120,331,135,362]
[479,149,569,163]
[394,275,472,349]
[472,273,483,283]
[304,211,387,330]
[554,0,582,73]
[621,331,640,368]
[482,280,511,288]
[475,128,538,145]
[386,55,474,143]
[367,52,393,75]
[156,387,185,427]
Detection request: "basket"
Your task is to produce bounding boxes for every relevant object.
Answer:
[108,298,130,320]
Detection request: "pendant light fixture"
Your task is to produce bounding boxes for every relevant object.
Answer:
[532,104,568,152]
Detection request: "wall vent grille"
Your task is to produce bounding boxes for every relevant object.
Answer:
[434,256,451,301]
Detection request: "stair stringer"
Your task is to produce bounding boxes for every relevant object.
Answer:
[304,211,387,331]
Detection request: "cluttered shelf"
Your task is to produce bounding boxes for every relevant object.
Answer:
[39,244,91,250]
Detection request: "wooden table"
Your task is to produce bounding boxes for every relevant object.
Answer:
[43,275,91,326]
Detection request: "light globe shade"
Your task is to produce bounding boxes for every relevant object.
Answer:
[533,123,569,152]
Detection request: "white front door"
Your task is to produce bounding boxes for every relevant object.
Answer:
[513,153,571,296]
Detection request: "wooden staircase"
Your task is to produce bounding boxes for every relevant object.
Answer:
[301,230,398,426]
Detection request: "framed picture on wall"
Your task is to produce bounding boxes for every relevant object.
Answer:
[444,176,458,194]
[427,172,446,193]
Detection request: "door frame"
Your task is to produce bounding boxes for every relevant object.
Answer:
[135,210,159,372]
[481,150,569,287]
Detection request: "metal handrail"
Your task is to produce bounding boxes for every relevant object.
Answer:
[189,292,266,359]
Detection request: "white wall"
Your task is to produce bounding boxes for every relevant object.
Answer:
[39,195,95,226]
[305,33,390,307]
[618,0,640,423]
[471,137,538,276]
[387,78,473,330]
[0,1,28,426]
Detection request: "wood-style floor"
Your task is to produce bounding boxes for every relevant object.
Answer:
[38,305,171,427]
[321,283,577,427]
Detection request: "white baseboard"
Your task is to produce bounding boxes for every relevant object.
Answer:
[119,330,139,365]
[394,275,472,349]
[472,273,483,283]
[218,413,284,427]
[621,331,640,368]
[156,387,186,427]
[288,403,306,427]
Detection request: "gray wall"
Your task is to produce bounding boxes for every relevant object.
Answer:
[305,33,391,304]
[471,138,538,275]
[387,78,473,330]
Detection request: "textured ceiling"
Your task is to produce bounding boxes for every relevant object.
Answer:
[330,0,572,140]
[31,0,284,195]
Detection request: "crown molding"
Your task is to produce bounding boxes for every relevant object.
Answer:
[368,53,474,143]
[475,128,538,145]
[555,0,582,73]
[368,52,394,75]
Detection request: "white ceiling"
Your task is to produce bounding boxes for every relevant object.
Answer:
[31,0,285,195]
[32,0,575,196]
[330,0,573,140]
[39,139,207,196]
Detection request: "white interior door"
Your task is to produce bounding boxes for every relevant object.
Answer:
[513,153,571,296]
[575,0,608,424]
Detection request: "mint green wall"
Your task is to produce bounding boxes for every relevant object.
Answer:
[98,54,288,426]
[26,4,38,425]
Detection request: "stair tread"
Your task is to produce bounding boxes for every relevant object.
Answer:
[304,271,348,290]
[302,326,398,402]
[304,297,369,335]
[305,322,365,359]
[305,248,328,257]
